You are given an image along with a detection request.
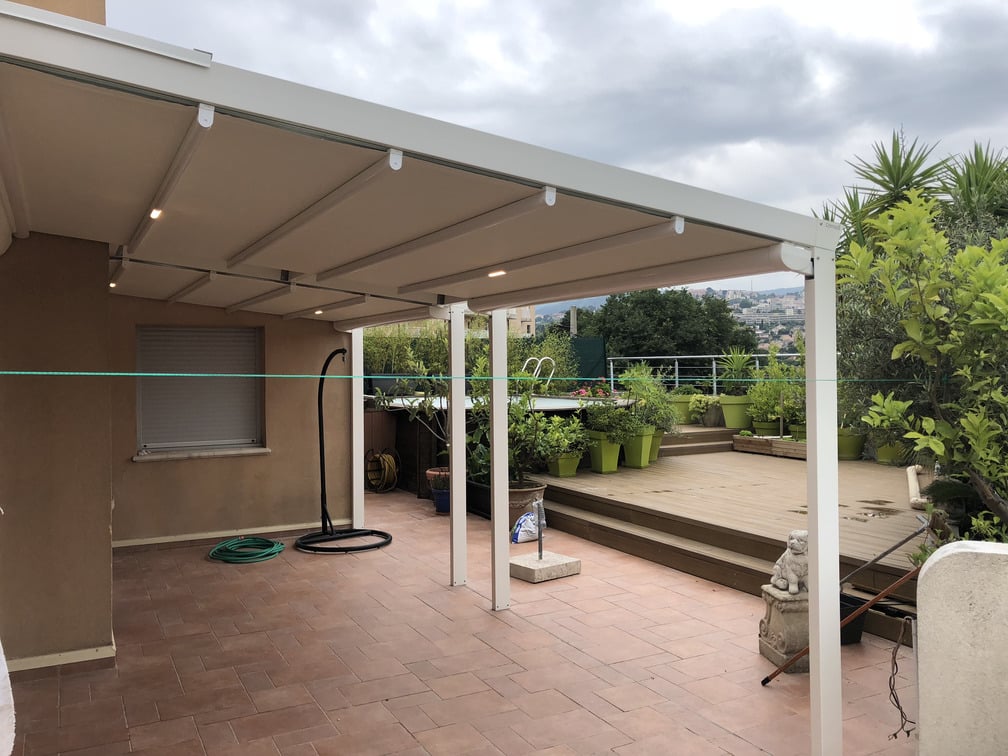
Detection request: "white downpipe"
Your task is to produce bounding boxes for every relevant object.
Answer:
[449,303,467,586]
[806,249,842,755]
[489,309,510,610]
[351,328,365,529]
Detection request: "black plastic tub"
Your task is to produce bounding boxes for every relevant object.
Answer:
[840,593,867,645]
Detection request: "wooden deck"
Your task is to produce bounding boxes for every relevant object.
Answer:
[542,450,924,574]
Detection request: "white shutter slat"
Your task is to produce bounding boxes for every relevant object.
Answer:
[137,327,263,450]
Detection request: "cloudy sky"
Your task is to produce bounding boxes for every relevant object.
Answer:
[104,0,1008,291]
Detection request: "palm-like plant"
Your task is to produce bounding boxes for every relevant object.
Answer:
[939,141,1008,224]
[849,131,945,213]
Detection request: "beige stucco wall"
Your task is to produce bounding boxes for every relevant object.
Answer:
[0,234,113,662]
[109,297,352,541]
[12,0,105,24]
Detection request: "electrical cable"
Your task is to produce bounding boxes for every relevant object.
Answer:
[208,536,285,563]
[295,348,393,554]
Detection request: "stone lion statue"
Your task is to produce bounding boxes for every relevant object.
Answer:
[771,529,809,595]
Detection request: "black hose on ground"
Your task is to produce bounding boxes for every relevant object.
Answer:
[295,348,392,554]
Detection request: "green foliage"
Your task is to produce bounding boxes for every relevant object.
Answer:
[860,391,914,448]
[688,393,721,422]
[507,331,580,392]
[745,347,804,423]
[717,347,755,396]
[619,362,680,432]
[581,402,646,446]
[848,131,944,211]
[594,288,757,360]
[541,415,590,458]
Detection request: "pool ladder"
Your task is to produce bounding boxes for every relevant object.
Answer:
[520,356,556,391]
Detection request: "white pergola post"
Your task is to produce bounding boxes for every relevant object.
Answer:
[805,248,841,755]
[350,327,365,529]
[489,309,510,610]
[448,303,467,586]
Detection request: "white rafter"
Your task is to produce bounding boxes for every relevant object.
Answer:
[126,103,214,254]
[398,219,681,295]
[167,271,217,303]
[226,149,403,269]
[316,187,557,283]
[225,281,296,313]
[282,294,369,320]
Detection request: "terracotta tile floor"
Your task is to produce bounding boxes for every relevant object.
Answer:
[12,491,919,755]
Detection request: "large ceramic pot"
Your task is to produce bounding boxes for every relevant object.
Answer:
[587,430,620,474]
[648,428,666,463]
[700,405,724,427]
[719,395,752,430]
[508,481,546,529]
[622,425,655,469]
[547,452,581,478]
[837,428,866,461]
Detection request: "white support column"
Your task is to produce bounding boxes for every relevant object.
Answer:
[805,248,841,756]
[351,328,365,529]
[449,303,467,587]
[489,309,510,611]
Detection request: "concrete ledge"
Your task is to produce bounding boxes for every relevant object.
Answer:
[510,551,581,583]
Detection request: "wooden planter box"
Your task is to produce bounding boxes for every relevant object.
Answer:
[732,435,806,460]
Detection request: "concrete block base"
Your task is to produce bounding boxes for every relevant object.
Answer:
[758,584,809,673]
[510,551,581,583]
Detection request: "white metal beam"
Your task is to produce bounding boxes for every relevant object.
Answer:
[167,271,216,303]
[126,103,214,255]
[806,245,842,756]
[467,244,786,312]
[489,309,509,611]
[331,304,452,332]
[316,187,556,282]
[351,328,365,529]
[226,149,402,269]
[282,294,369,320]
[225,282,295,313]
[449,302,467,587]
[398,219,681,295]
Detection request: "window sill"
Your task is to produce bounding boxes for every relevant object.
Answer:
[131,447,271,463]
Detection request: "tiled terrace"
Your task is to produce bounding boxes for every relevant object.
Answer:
[12,491,917,755]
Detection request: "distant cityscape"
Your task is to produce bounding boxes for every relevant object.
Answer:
[536,286,805,351]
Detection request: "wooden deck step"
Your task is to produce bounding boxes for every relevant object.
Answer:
[544,499,775,595]
[660,440,733,456]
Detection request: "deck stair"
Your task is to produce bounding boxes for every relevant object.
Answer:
[543,472,917,642]
[658,425,737,457]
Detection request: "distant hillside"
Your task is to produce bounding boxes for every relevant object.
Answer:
[536,296,608,317]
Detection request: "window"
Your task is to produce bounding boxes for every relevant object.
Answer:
[136,327,264,452]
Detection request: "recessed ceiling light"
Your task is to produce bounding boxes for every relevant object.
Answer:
[149,208,163,219]
[314,309,324,315]
[487,270,507,278]
[108,281,117,288]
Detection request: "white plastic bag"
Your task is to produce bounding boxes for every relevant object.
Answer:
[511,509,545,543]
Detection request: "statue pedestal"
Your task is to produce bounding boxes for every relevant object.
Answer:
[759,584,809,673]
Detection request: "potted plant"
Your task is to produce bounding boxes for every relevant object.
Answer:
[781,379,807,440]
[581,402,641,473]
[861,391,914,465]
[717,347,754,430]
[688,393,723,427]
[543,415,590,477]
[429,469,451,514]
[837,381,868,460]
[620,362,678,466]
[746,347,789,436]
[669,383,699,425]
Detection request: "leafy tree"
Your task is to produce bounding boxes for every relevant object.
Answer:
[546,307,600,337]
[593,288,756,359]
[837,192,1008,520]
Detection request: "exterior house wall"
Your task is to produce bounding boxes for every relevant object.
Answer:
[12,0,106,24]
[108,296,353,542]
[0,234,113,664]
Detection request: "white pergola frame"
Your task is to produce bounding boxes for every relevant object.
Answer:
[0,3,844,751]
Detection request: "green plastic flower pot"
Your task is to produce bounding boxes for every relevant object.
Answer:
[719,395,752,430]
[548,452,581,478]
[874,442,903,465]
[622,426,655,469]
[648,428,665,463]
[587,430,620,474]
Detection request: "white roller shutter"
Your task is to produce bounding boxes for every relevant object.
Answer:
[137,327,264,450]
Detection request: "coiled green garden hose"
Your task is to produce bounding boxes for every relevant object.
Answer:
[208,536,285,563]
